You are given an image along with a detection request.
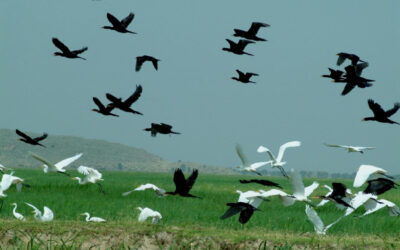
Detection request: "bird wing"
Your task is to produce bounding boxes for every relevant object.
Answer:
[239,208,255,224]
[93,97,106,110]
[355,62,369,76]
[276,141,301,163]
[30,153,56,170]
[336,53,349,66]
[186,169,199,191]
[305,205,325,235]
[151,58,159,70]
[220,204,244,220]
[105,93,120,104]
[235,144,249,167]
[43,206,54,221]
[304,181,319,197]
[55,153,83,171]
[361,198,385,217]
[52,38,71,53]
[245,72,259,77]
[25,202,41,215]
[341,83,356,96]
[0,174,14,193]
[121,12,135,28]
[136,57,145,72]
[225,39,236,48]
[249,161,270,170]
[15,129,32,140]
[368,99,386,117]
[331,182,347,197]
[160,123,173,129]
[345,191,374,216]
[353,164,386,187]
[173,168,187,193]
[290,169,305,198]
[236,70,245,78]
[72,47,88,55]
[124,85,143,106]
[78,166,102,180]
[385,102,400,117]
[106,13,122,27]
[138,207,153,222]
[34,133,48,142]
[323,143,346,148]
[247,22,269,35]
[134,183,158,191]
[237,39,254,50]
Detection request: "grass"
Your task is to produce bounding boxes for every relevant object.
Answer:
[0,168,399,249]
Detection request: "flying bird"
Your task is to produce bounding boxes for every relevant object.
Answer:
[235,190,267,209]
[25,203,54,222]
[321,68,344,81]
[363,178,398,196]
[102,12,136,34]
[235,144,270,176]
[11,203,25,221]
[52,38,87,60]
[239,179,282,189]
[232,70,258,84]
[30,152,83,176]
[143,123,180,137]
[81,212,106,222]
[220,202,259,224]
[137,207,162,224]
[316,184,352,210]
[344,191,375,216]
[136,55,160,71]
[363,99,400,125]
[72,166,104,194]
[361,198,400,217]
[257,141,301,178]
[222,39,254,56]
[353,165,392,188]
[16,129,47,147]
[334,65,374,96]
[323,143,375,154]
[305,205,343,235]
[0,172,27,198]
[336,52,365,66]
[233,22,270,41]
[165,168,200,198]
[92,97,118,117]
[106,85,143,115]
[313,183,353,209]
[122,183,166,197]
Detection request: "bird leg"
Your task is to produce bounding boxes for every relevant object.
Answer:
[277,166,289,179]
[97,183,105,195]
[57,171,71,177]
[0,199,3,212]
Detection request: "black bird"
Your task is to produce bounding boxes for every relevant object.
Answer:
[106,85,143,115]
[16,129,47,147]
[232,70,258,84]
[239,179,282,189]
[136,55,160,72]
[315,183,353,209]
[165,168,200,198]
[102,12,136,34]
[363,99,400,125]
[222,39,254,56]
[52,38,87,60]
[220,202,259,224]
[143,123,180,137]
[92,97,119,117]
[335,65,374,96]
[363,178,399,195]
[233,22,270,41]
[336,52,365,66]
[321,68,344,81]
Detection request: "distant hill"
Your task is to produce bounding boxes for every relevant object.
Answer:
[0,129,234,174]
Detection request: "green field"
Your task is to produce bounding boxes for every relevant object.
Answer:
[0,169,399,249]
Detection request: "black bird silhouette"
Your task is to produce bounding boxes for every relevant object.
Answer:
[232,70,258,84]
[106,85,143,115]
[220,202,259,224]
[334,65,374,95]
[143,123,180,137]
[222,39,254,56]
[315,183,353,209]
[165,168,200,198]
[321,68,344,81]
[239,179,282,189]
[16,129,47,147]
[336,52,365,66]
[136,55,160,72]
[52,38,87,60]
[233,22,270,41]
[363,178,399,195]
[363,99,400,125]
[92,97,119,117]
[102,12,136,34]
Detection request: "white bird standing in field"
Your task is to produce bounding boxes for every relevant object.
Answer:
[305,205,343,235]
[257,141,301,178]
[137,207,162,224]
[80,212,106,222]
[361,199,400,217]
[30,152,83,176]
[11,203,25,221]
[353,165,392,188]
[235,144,270,176]
[122,183,166,197]
[323,143,375,154]
[72,166,104,194]
[25,203,54,222]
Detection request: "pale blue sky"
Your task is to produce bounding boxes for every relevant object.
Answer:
[1,1,399,173]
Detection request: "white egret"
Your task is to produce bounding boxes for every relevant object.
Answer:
[30,152,83,176]
[0,172,26,197]
[353,165,392,187]
[25,202,54,222]
[72,166,104,194]
[257,141,301,178]
[122,183,166,197]
[305,205,343,235]
[11,203,25,221]
[137,207,162,224]
[235,190,266,208]
[235,144,270,175]
[80,212,106,222]
[323,143,375,154]
[361,199,400,217]
[344,191,375,216]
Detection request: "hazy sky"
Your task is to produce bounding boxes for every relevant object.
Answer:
[1,1,399,174]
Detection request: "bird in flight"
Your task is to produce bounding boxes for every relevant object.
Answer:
[323,143,375,154]
[106,85,143,115]
[102,12,136,34]
[220,202,259,224]
[363,178,399,196]
[232,70,258,84]
[235,144,270,176]
[321,68,344,82]
[233,22,270,41]
[143,123,180,137]
[30,152,83,176]
[92,97,118,117]
[334,65,374,96]
[336,52,365,66]
[165,168,200,198]
[16,129,47,147]
[222,39,254,56]
[136,55,160,71]
[52,38,87,60]
[363,99,400,125]
[313,182,354,209]
[239,179,282,189]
